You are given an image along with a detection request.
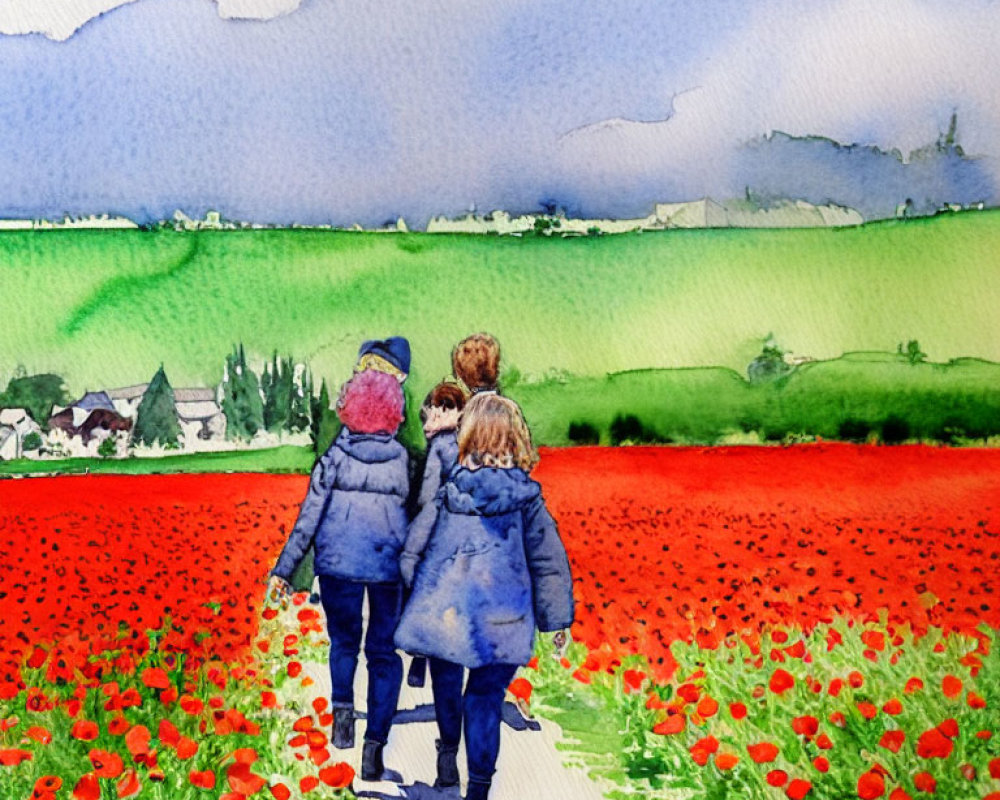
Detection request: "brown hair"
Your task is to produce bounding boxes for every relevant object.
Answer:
[458,393,538,472]
[420,381,467,424]
[452,333,500,393]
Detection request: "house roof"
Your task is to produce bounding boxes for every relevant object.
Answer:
[106,384,149,401]
[176,401,223,421]
[0,408,28,425]
[75,392,115,412]
[174,387,216,403]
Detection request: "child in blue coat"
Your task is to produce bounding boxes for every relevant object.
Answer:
[269,343,410,783]
[403,381,467,689]
[395,393,575,800]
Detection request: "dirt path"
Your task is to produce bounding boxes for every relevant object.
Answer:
[300,654,611,800]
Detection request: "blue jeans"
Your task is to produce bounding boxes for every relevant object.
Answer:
[318,577,403,745]
[429,658,519,786]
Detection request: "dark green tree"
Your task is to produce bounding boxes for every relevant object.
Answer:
[288,361,312,433]
[133,365,182,447]
[220,345,265,441]
[310,378,339,454]
[0,373,70,429]
[897,339,927,365]
[747,336,792,384]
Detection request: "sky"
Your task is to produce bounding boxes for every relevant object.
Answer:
[0,0,997,226]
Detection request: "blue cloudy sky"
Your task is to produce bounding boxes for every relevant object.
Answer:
[0,0,997,226]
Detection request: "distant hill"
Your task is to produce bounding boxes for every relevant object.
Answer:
[735,115,996,220]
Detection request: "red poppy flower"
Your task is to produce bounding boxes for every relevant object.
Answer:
[729,702,748,720]
[140,668,170,690]
[689,736,719,766]
[299,776,319,793]
[72,773,100,800]
[714,753,738,770]
[180,695,204,715]
[792,716,818,737]
[287,662,303,678]
[828,678,844,697]
[904,677,924,694]
[829,711,847,728]
[71,720,99,741]
[786,778,812,799]
[116,769,141,799]
[941,675,962,699]
[227,761,266,795]
[157,719,180,748]
[812,756,829,773]
[189,770,216,789]
[857,770,885,799]
[319,762,355,788]
[652,715,685,735]
[967,692,986,709]
[879,730,905,753]
[269,783,292,800]
[25,725,52,744]
[622,670,645,692]
[89,749,124,779]
[848,671,864,688]
[0,748,33,766]
[261,691,277,709]
[815,733,833,750]
[769,669,795,694]
[857,702,878,720]
[125,725,151,758]
[747,742,779,763]
[177,737,199,760]
[882,698,903,715]
[292,716,314,732]
[916,729,953,759]
[959,763,976,781]
[888,789,913,800]
[989,758,1000,779]
[308,747,330,767]
[508,678,532,703]
[913,772,936,793]
[34,776,62,794]
[767,770,788,787]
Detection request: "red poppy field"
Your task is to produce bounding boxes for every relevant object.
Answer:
[0,444,999,799]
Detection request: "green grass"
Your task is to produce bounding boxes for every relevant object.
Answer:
[2,213,1000,411]
[509,354,1000,445]
[0,445,315,477]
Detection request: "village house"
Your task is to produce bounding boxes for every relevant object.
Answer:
[48,392,133,457]
[0,408,43,459]
[106,384,226,450]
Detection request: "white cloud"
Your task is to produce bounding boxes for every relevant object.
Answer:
[0,0,138,41]
[558,0,1000,192]
[0,0,301,40]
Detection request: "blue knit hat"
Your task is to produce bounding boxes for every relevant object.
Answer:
[357,336,411,378]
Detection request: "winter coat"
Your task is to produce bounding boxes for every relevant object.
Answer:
[399,430,458,582]
[394,466,574,668]
[271,428,409,584]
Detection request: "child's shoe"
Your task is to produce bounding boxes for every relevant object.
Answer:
[433,739,459,788]
[407,656,427,688]
[464,779,491,800]
[361,739,384,781]
[332,706,355,750]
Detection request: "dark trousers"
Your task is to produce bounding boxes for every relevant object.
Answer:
[429,658,519,786]
[318,576,403,745]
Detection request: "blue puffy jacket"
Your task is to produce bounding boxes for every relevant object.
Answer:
[271,428,409,584]
[394,466,574,668]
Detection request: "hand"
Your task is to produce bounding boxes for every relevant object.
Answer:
[266,575,292,610]
[399,553,418,589]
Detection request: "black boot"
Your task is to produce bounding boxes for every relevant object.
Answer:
[361,739,384,781]
[433,739,460,788]
[465,779,491,800]
[407,656,427,688]
[332,707,354,750]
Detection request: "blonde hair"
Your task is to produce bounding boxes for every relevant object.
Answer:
[458,393,538,472]
[452,333,500,393]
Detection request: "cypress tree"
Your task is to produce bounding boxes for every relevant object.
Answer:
[312,378,339,454]
[133,365,182,447]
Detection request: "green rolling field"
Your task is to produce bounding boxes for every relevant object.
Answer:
[2,212,999,404]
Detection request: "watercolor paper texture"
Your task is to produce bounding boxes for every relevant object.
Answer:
[1,3,999,800]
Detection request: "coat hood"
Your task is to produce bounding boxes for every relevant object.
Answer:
[443,466,541,516]
[335,428,402,464]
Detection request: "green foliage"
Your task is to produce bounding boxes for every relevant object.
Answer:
[609,414,666,445]
[898,339,928,365]
[310,378,339,455]
[21,431,42,451]
[748,335,792,385]
[568,421,600,445]
[97,436,117,458]
[0,373,70,429]
[880,414,911,444]
[221,344,265,441]
[133,365,182,447]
